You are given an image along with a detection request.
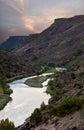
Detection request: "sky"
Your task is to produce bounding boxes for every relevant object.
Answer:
[0,0,84,43]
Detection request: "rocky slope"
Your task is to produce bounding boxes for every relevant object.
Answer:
[0,51,41,79]
[33,112,84,130]
[13,15,84,66]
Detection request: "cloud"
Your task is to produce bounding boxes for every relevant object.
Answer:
[0,0,24,14]
[22,16,34,31]
[0,0,84,43]
[9,28,16,33]
[19,0,26,9]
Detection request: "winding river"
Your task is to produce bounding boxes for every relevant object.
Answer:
[0,74,51,127]
[0,68,66,127]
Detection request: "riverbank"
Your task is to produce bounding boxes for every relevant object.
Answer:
[18,66,84,130]
[0,78,13,110]
[0,73,36,110]
[6,73,36,83]
[0,67,54,111]
[24,67,66,88]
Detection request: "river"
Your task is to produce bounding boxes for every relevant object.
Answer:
[0,68,66,127]
[0,74,51,127]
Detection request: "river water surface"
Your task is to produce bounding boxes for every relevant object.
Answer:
[0,74,51,127]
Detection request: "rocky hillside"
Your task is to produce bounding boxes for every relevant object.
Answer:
[0,15,84,67]
[0,51,41,79]
[12,15,84,66]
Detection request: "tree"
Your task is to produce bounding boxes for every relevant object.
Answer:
[30,108,42,124]
[0,119,15,130]
[40,101,46,110]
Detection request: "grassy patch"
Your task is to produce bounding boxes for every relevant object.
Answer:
[45,67,56,73]
[25,76,48,87]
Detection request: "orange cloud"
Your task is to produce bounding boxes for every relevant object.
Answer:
[18,0,26,10]
[19,0,25,5]
[22,16,34,31]
[22,15,57,33]
[9,28,16,33]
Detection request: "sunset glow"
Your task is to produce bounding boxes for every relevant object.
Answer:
[0,0,84,43]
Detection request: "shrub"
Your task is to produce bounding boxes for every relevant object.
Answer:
[71,73,76,79]
[0,119,15,130]
[40,101,46,111]
[52,97,84,117]
[74,83,83,89]
[4,87,13,95]
[30,108,42,124]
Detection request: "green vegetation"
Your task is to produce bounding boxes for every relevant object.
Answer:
[25,76,48,87]
[52,97,84,117]
[0,94,11,110]
[0,78,12,110]
[67,49,83,62]
[0,51,41,80]
[69,64,80,71]
[0,119,15,130]
[30,108,42,124]
[72,49,83,57]
[74,83,84,89]
[6,74,30,83]
[28,97,84,125]
[40,63,59,74]
[46,78,66,104]
[28,67,84,125]
[25,67,64,88]
[44,67,56,73]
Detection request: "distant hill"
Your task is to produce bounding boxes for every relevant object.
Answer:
[12,15,84,66]
[0,35,38,51]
